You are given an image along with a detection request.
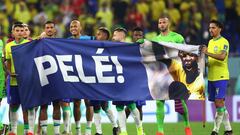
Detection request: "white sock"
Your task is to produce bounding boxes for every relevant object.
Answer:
[213,111,224,132]
[105,109,118,127]
[131,108,142,128]
[53,119,61,134]
[118,110,127,132]
[10,110,18,134]
[40,120,48,134]
[75,120,81,134]
[94,112,102,134]
[223,109,232,131]
[85,121,92,134]
[63,108,71,133]
[28,109,35,133]
[86,121,92,129]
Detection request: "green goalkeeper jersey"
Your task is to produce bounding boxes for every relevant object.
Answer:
[152,31,184,43]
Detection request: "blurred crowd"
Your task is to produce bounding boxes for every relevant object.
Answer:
[0,0,240,55]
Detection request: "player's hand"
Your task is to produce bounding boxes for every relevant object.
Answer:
[201,45,208,54]
[36,32,47,40]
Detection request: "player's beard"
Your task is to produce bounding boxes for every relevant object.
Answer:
[183,61,199,84]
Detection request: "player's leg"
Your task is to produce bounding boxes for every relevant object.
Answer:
[39,104,48,135]
[61,100,71,134]
[125,107,131,119]
[127,102,143,135]
[174,99,192,135]
[211,80,232,134]
[8,86,20,135]
[91,100,102,134]
[84,99,93,135]
[52,101,61,135]
[101,101,118,135]
[74,99,81,135]
[114,101,127,135]
[27,108,35,134]
[9,104,19,135]
[22,110,29,134]
[156,100,165,135]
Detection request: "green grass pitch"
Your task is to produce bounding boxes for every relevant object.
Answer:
[15,122,239,135]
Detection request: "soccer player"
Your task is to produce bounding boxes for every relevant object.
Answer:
[125,27,146,129]
[152,14,192,135]
[112,27,144,135]
[69,19,94,135]
[5,22,30,135]
[22,24,32,40]
[91,27,119,135]
[201,20,233,135]
[38,21,62,135]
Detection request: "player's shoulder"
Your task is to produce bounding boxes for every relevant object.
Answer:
[219,36,229,44]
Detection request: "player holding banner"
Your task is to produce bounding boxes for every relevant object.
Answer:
[152,14,192,135]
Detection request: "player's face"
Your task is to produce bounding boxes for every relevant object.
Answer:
[209,23,221,38]
[44,23,55,37]
[180,52,198,70]
[12,26,24,40]
[158,18,169,33]
[23,26,30,39]
[112,31,125,42]
[96,30,107,40]
[70,21,82,36]
[132,31,143,42]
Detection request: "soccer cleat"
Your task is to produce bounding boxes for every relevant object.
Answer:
[156,132,164,135]
[224,130,233,135]
[112,127,119,135]
[119,131,128,135]
[94,133,102,135]
[26,132,34,135]
[137,127,144,135]
[211,131,218,135]
[8,132,16,135]
[185,127,192,135]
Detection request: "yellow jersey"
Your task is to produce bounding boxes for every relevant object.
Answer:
[5,39,29,86]
[169,60,205,100]
[207,36,229,81]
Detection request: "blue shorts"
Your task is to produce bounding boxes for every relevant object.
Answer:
[7,86,21,105]
[135,100,146,107]
[208,80,228,102]
[90,100,108,106]
[112,101,135,105]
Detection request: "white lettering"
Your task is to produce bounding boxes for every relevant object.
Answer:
[56,55,80,82]
[34,55,58,86]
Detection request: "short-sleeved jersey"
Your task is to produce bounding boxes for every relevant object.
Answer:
[207,36,229,81]
[152,31,184,43]
[169,60,205,100]
[5,39,29,86]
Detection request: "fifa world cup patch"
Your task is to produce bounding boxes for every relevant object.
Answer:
[224,45,228,50]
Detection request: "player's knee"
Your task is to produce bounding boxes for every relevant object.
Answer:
[168,81,190,99]
[116,105,124,111]
[127,103,136,111]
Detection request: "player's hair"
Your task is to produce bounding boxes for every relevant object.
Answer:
[98,27,110,40]
[12,21,24,30]
[44,21,55,27]
[133,27,143,33]
[210,20,224,29]
[113,27,127,35]
[159,13,171,21]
